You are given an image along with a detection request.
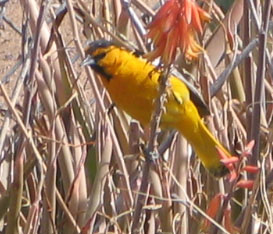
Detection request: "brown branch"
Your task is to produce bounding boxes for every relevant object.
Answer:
[132,67,171,232]
[250,0,272,165]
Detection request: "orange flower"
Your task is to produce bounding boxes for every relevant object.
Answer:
[236,180,254,189]
[217,140,257,183]
[223,209,240,233]
[202,193,224,230]
[216,146,237,182]
[242,165,260,174]
[146,0,210,64]
[241,140,255,157]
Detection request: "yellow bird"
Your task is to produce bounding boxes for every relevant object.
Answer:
[82,40,231,177]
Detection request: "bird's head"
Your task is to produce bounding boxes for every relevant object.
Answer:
[81,40,117,80]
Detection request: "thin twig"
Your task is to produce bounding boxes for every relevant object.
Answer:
[121,0,146,37]
[0,57,30,154]
[132,67,170,232]
[0,58,23,84]
[3,15,22,35]
[243,0,253,142]
[210,38,258,97]
[250,0,271,165]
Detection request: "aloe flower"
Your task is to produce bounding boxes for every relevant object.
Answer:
[146,0,210,64]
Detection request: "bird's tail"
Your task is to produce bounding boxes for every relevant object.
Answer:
[179,118,231,177]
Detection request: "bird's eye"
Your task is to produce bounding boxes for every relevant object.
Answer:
[93,52,107,62]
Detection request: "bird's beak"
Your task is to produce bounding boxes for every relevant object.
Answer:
[81,55,95,67]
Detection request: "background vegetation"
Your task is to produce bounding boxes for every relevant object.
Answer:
[0,0,272,233]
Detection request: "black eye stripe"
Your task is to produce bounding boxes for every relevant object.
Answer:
[89,52,112,81]
[91,64,112,81]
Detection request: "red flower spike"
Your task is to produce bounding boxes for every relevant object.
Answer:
[155,32,168,48]
[191,2,203,33]
[148,0,176,28]
[184,0,192,24]
[178,16,189,51]
[202,193,223,230]
[216,146,237,181]
[197,7,211,22]
[185,35,204,60]
[145,44,165,61]
[146,28,159,41]
[242,165,260,174]
[228,170,238,182]
[162,7,180,33]
[242,140,255,157]
[236,180,254,189]
[224,209,240,233]
[220,157,239,165]
[146,0,210,63]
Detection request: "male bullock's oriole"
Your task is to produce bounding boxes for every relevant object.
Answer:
[82,40,231,177]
